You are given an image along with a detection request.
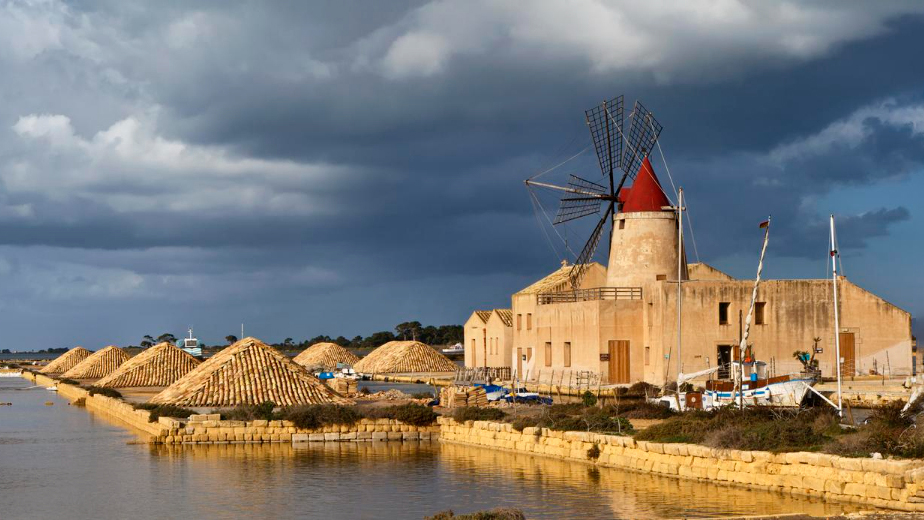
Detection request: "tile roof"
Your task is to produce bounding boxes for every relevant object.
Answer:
[516,262,604,294]
[353,341,458,374]
[494,309,513,327]
[62,346,129,379]
[41,347,91,374]
[293,342,360,371]
[149,337,348,407]
[474,310,492,323]
[95,342,201,388]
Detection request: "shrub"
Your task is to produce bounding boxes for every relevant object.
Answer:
[282,404,362,430]
[58,378,80,386]
[625,381,657,397]
[411,392,434,399]
[426,509,525,520]
[612,401,675,420]
[510,416,541,432]
[587,443,601,460]
[133,403,196,423]
[581,390,597,407]
[86,386,122,399]
[386,403,439,426]
[452,406,507,423]
[223,401,278,422]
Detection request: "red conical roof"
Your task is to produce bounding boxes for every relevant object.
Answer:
[619,157,670,213]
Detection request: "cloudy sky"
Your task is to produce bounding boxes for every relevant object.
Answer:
[1,0,922,350]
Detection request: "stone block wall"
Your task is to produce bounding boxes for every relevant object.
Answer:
[438,417,924,512]
[24,371,166,437]
[157,416,440,445]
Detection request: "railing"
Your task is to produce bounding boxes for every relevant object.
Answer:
[455,366,511,384]
[537,287,642,305]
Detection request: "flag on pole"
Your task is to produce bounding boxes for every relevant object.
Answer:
[759,220,769,229]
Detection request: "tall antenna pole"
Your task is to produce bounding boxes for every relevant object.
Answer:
[676,188,684,393]
[831,215,843,416]
[241,323,244,339]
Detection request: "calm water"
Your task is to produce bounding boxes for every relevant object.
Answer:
[0,377,860,520]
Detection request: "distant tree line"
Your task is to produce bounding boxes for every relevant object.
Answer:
[118,322,462,351]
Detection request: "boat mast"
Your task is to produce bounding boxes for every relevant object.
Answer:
[830,215,843,416]
[676,188,684,392]
[738,216,771,409]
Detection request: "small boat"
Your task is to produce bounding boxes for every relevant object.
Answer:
[46,385,58,391]
[442,343,464,355]
[0,370,23,378]
[333,368,359,380]
[179,327,202,357]
[315,371,335,380]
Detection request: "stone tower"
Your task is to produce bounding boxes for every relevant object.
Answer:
[606,158,687,287]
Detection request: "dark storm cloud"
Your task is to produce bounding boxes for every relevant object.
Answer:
[1,1,923,348]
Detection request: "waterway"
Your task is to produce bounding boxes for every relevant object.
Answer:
[0,377,862,519]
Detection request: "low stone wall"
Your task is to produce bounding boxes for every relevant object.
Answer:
[438,417,924,512]
[23,371,166,437]
[156,414,440,444]
[22,372,438,445]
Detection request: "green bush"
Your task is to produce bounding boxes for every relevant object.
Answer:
[636,408,835,452]
[86,386,122,399]
[611,401,675,420]
[581,390,597,407]
[133,403,196,423]
[58,378,80,386]
[451,406,507,422]
[223,401,278,421]
[625,382,657,396]
[386,403,439,426]
[510,416,541,432]
[587,443,601,460]
[282,404,362,429]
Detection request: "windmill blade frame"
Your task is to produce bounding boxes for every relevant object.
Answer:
[622,100,663,178]
[569,202,613,289]
[585,95,624,179]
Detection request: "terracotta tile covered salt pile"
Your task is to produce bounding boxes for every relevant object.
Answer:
[95,342,201,388]
[149,337,349,407]
[293,342,360,371]
[61,346,130,379]
[40,347,92,374]
[353,340,457,374]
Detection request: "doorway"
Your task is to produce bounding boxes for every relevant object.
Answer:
[608,340,630,384]
[516,347,523,378]
[717,345,736,379]
[839,332,856,379]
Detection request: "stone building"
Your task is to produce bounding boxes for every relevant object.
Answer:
[463,309,513,368]
[468,159,914,385]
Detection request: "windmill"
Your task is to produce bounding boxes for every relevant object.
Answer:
[525,95,664,290]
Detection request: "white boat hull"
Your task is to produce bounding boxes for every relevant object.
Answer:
[706,378,814,408]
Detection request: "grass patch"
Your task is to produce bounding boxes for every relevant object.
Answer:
[369,403,439,426]
[452,407,507,423]
[282,404,362,430]
[426,508,525,520]
[133,403,196,423]
[86,386,122,399]
[635,407,837,452]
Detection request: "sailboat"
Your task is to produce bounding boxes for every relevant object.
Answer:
[656,215,819,411]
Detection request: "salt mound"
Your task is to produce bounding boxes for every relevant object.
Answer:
[62,346,129,379]
[95,342,201,388]
[353,341,457,374]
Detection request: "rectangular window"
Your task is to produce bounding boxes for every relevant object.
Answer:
[564,342,572,367]
[719,302,730,325]
[656,274,667,281]
[526,313,532,330]
[755,302,766,325]
[545,342,552,366]
[618,220,625,230]
[644,346,650,366]
[516,314,522,330]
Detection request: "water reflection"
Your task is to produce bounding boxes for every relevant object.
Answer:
[1,377,864,520]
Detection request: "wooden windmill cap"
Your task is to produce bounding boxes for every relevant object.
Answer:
[618,157,670,213]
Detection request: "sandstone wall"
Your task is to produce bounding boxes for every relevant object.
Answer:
[24,371,166,437]
[438,417,924,512]
[157,415,440,445]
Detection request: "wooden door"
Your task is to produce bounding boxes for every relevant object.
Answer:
[516,347,523,378]
[839,332,856,379]
[608,340,630,384]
